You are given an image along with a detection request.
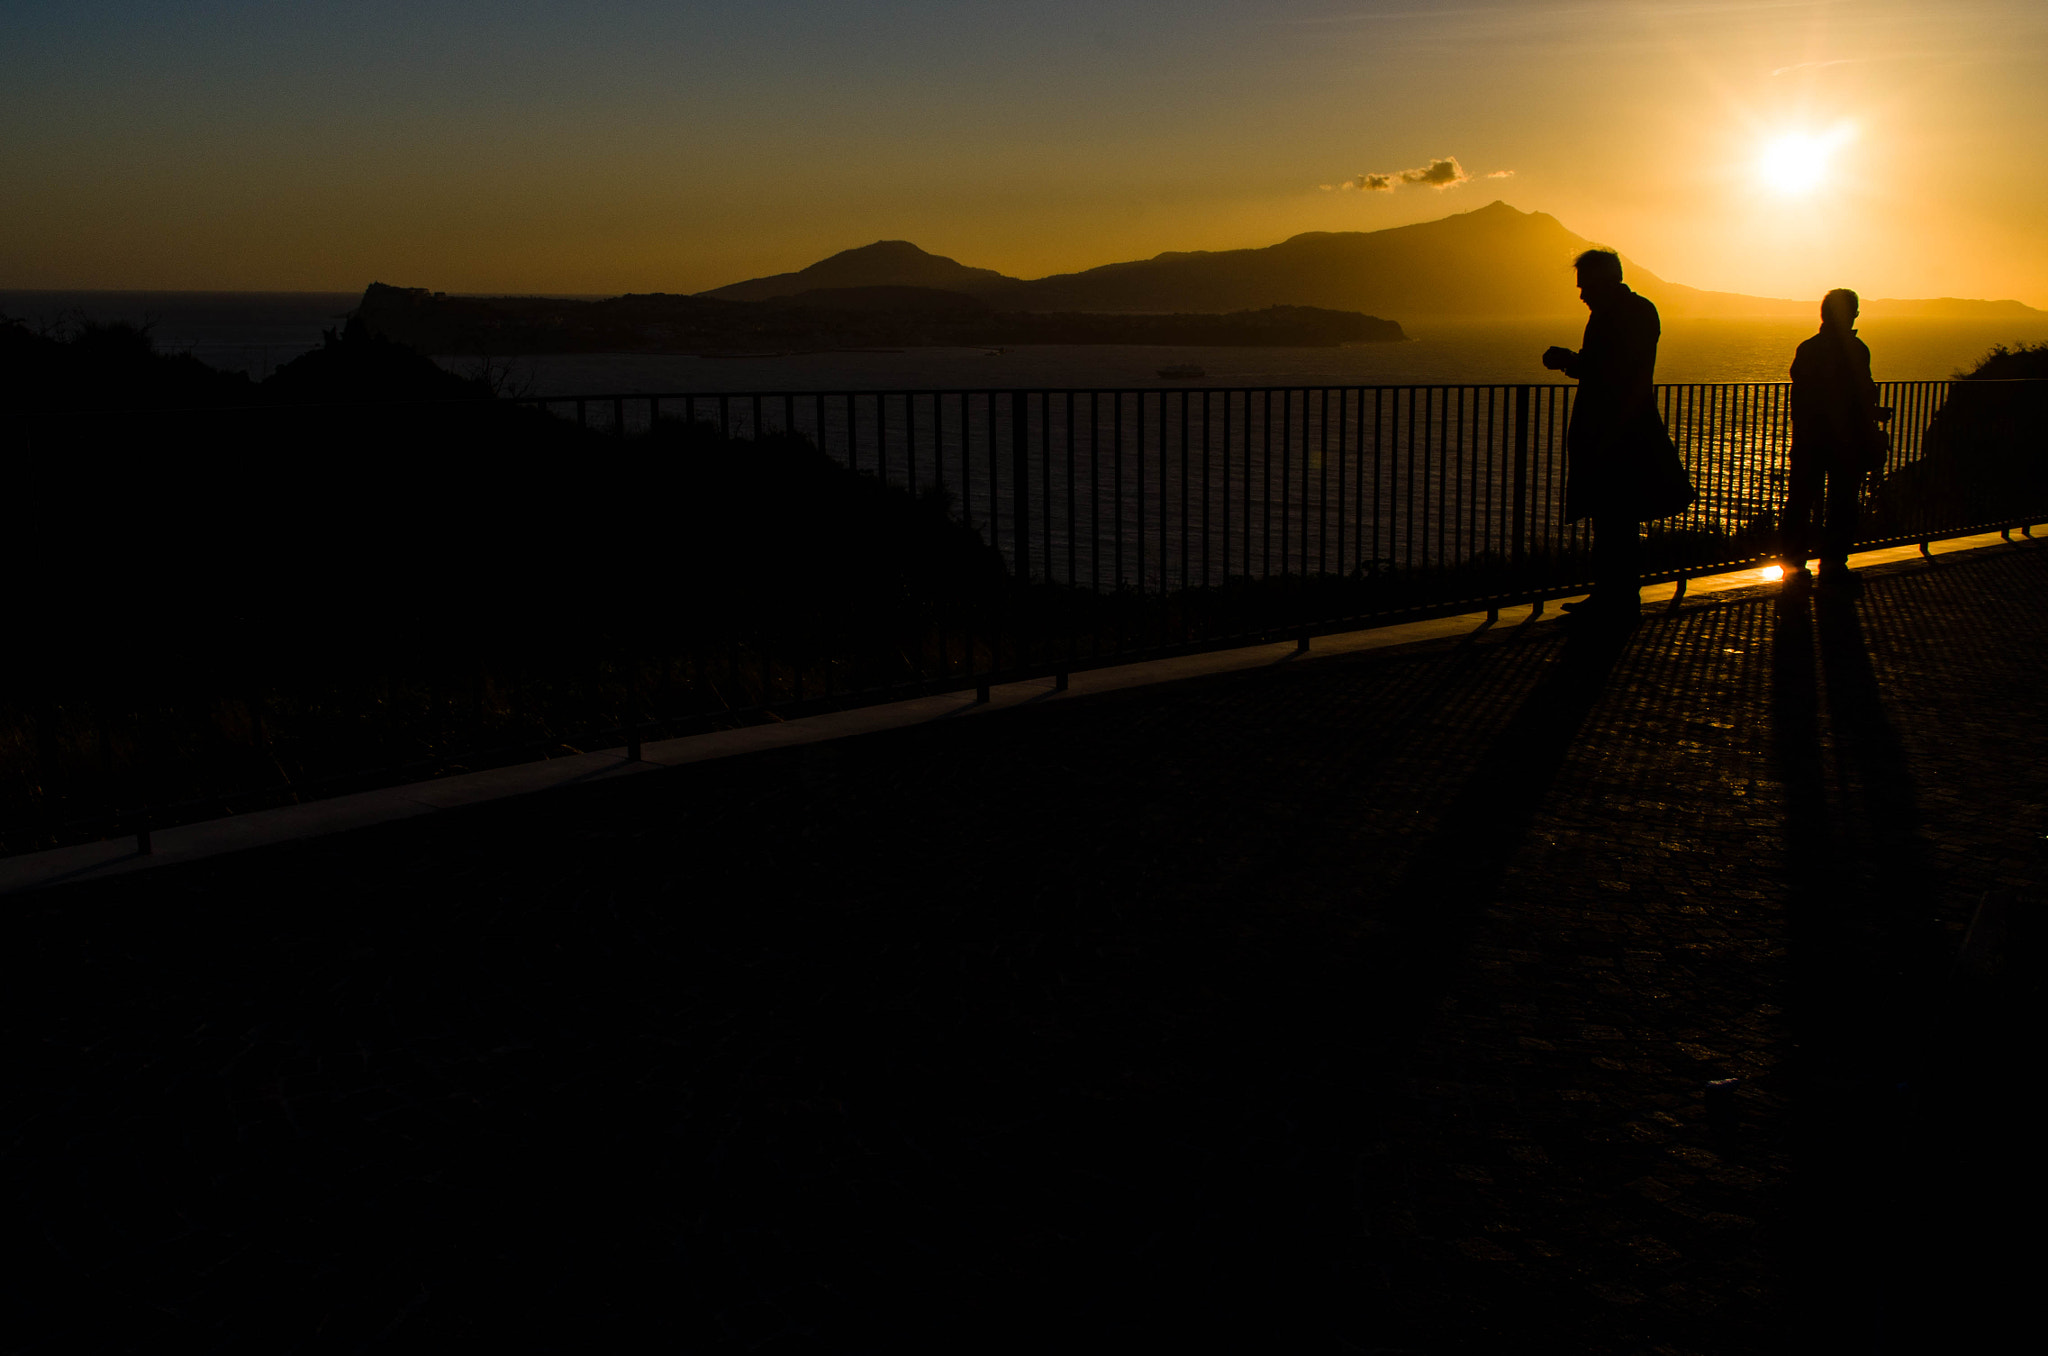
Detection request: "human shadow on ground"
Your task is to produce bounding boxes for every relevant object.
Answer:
[1771,581,1948,1352]
[1376,619,1637,1025]
[1336,617,1645,1340]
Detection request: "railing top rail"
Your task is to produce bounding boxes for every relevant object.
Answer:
[504,377,2045,404]
[22,376,2048,421]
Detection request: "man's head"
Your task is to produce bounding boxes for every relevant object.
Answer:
[1573,249,1625,307]
[1821,287,1859,330]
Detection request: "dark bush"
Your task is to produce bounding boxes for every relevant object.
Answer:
[1871,344,2048,535]
[2,316,1020,845]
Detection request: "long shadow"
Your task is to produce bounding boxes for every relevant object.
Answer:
[1325,616,1651,1343]
[1769,586,1852,1350]
[1375,619,1637,1013]
[1816,571,2048,1354]
[1026,616,1583,1347]
[1775,584,1943,1352]
[1814,594,1934,896]
[1041,611,1643,1349]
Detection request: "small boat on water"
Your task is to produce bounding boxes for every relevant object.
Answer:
[1156,364,1205,380]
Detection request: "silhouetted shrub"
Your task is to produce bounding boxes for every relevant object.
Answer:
[259,316,493,405]
[0,315,253,412]
[3,324,1016,847]
[1957,341,2048,381]
[5,316,1008,700]
[1870,344,2048,534]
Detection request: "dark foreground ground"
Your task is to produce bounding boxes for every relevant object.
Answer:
[8,548,2044,1354]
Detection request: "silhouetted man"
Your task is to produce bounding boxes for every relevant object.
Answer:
[1541,249,1663,623]
[1787,288,1890,596]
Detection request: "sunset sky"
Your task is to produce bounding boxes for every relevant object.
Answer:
[5,1,2045,304]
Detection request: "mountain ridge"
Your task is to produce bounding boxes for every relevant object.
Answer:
[699,202,2043,322]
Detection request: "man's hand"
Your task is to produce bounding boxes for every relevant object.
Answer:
[1541,346,1576,372]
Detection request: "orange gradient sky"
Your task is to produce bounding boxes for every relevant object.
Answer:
[4,1,2045,304]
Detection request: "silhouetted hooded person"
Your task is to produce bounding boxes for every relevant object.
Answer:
[1542,249,1664,620]
[1786,288,1889,593]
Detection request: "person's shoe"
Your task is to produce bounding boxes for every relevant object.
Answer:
[1781,564,1813,594]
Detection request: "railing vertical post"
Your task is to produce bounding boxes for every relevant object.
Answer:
[1041,392,1053,589]
[1114,393,1125,608]
[906,392,919,498]
[1512,384,1532,572]
[1136,392,1147,600]
[128,708,151,855]
[1180,388,1191,596]
[1011,391,1030,581]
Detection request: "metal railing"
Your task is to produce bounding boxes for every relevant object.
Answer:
[517,377,2045,607]
[6,378,2043,861]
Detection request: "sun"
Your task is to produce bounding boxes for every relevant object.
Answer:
[1757,125,1854,195]
[1759,135,1827,193]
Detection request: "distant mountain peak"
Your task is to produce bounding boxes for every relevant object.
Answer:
[699,240,1023,304]
[825,240,944,262]
[698,204,2042,321]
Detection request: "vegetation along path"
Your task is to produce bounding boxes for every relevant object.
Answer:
[9,546,2043,1353]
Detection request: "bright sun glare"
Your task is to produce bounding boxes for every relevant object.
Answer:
[1757,126,1854,195]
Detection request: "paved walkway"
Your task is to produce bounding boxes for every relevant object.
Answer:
[7,539,2044,1353]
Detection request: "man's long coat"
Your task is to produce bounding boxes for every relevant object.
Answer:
[1558,285,1664,522]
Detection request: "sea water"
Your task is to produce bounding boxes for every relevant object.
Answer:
[5,291,2042,391]
[468,317,2048,396]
